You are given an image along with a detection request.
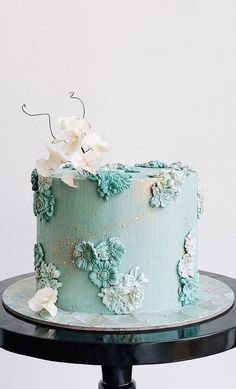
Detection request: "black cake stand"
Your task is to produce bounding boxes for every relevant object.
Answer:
[1,271,236,389]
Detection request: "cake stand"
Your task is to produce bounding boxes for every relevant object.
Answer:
[1,271,236,389]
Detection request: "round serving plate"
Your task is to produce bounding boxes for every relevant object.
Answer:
[2,273,234,332]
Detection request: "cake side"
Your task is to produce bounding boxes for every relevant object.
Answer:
[35,165,198,314]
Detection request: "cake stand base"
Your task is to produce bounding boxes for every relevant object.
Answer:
[99,366,136,389]
[1,271,236,389]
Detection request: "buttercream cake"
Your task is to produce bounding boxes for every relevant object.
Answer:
[25,97,204,317]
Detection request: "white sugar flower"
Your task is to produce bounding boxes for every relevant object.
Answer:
[61,171,77,188]
[82,132,110,153]
[177,254,195,278]
[58,118,91,157]
[184,230,197,257]
[36,145,66,177]
[28,287,58,317]
[53,117,110,173]
[98,267,148,315]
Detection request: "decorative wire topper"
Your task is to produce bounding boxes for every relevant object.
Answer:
[21,92,86,139]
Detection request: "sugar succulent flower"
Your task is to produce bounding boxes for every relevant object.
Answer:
[28,287,58,317]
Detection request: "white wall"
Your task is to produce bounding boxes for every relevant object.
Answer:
[1,1,236,387]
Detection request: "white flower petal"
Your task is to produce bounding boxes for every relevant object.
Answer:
[80,149,102,173]
[61,171,77,188]
[47,145,67,168]
[28,288,58,317]
[36,159,52,177]
[83,133,110,152]
[36,144,67,177]
[28,294,44,312]
[62,141,81,157]
[42,300,58,317]
[76,119,91,134]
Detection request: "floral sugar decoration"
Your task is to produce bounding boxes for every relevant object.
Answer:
[34,242,62,291]
[88,170,132,200]
[136,160,195,176]
[98,267,148,315]
[31,170,55,223]
[31,168,39,191]
[33,191,55,223]
[74,241,98,272]
[178,272,199,305]
[73,237,148,314]
[136,160,170,169]
[177,230,199,305]
[115,163,141,173]
[34,243,44,273]
[89,261,118,288]
[149,169,185,208]
[96,237,125,265]
[197,189,204,219]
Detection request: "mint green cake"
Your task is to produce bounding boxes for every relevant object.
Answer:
[25,98,203,317]
[32,161,202,315]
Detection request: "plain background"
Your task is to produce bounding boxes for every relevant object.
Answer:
[1,0,236,387]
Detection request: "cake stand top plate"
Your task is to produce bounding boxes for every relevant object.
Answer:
[2,273,234,332]
[1,271,236,366]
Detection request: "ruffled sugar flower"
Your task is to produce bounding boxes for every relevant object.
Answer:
[74,241,98,272]
[28,287,58,317]
[89,261,118,288]
[90,170,132,200]
[36,261,62,290]
[135,160,195,176]
[178,272,199,305]
[177,230,198,305]
[197,189,204,219]
[98,267,148,315]
[149,169,185,208]
[184,230,197,257]
[115,163,141,173]
[34,243,44,273]
[31,168,39,191]
[33,191,55,223]
[135,160,170,168]
[96,237,125,265]
[177,254,195,278]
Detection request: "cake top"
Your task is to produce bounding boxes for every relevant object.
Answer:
[23,93,203,214]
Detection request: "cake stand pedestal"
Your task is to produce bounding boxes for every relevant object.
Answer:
[0,271,236,389]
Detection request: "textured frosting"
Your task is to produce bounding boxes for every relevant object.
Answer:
[36,165,198,314]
